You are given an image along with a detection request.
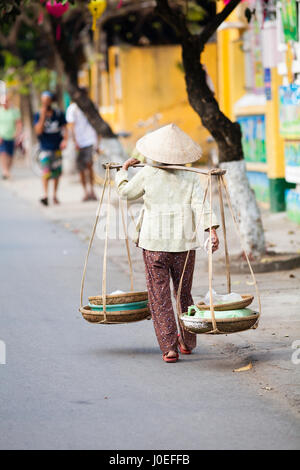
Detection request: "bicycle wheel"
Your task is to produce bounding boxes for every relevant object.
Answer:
[30,144,42,176]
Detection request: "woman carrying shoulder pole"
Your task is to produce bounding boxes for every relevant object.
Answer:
[115,124,219,363]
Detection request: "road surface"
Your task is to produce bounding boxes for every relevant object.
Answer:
[0,183,299,450]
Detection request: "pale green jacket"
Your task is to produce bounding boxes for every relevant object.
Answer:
[115,166,218,252]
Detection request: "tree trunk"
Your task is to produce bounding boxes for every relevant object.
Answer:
[154,0,266,256]
[67,79,127,165]
[49,22,127,164]
[180,38,266,256]
[66,80,115,138]
[219,160,265,255]
[52,36,115,139]
[181,38,244,163]
[54,53,65,110]
[20,92,35,159]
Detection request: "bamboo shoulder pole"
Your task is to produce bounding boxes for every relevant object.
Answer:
[103,163,226,177]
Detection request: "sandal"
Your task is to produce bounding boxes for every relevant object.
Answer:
[40,197,48,206]
[162,352,179,363]
[89,192,97,201]
[177,334,192,355]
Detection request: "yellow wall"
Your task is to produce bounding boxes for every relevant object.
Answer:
[217,32,245,120]
[217,4,246,120]
[265,68,285,179]
[218,24,285,180]
[100,44,218,156]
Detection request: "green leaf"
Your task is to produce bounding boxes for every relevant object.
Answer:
[186,1,208,22]
[176,61,184,73]
[18,84,30,95]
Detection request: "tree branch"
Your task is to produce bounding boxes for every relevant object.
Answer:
[100,0,156,26]
[0,12,29,52]
[0,28,7,46]
[155,0,190,39]
[198,0,242,45]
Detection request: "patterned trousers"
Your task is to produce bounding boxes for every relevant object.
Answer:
[143,249,196,355]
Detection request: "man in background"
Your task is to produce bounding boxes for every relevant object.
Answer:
[0,95,22,179]
[66,89,98,202]
[34,91,67,206]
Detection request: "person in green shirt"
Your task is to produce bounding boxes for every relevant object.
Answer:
[0,96,22,179]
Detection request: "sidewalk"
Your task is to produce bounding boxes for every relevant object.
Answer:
[3,161,300,416]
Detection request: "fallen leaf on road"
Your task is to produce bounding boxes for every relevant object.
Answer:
[289,274,296,278]
[288,231,295,235]
[261,386,273,391]
[246,280,255,286]
[233,363,253,373]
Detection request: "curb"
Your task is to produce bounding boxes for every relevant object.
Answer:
[217,252,300,274]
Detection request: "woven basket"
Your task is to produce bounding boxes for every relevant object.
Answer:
[80,305,151,324]
[180,312,259,334]
[197,294,254,311]
[88,291,148,306]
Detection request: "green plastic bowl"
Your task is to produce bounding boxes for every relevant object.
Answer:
[88,299,149,312]
[183,307,256,320]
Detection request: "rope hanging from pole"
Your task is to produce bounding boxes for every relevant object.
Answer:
[174,169,261,335]
[80,163,261,332]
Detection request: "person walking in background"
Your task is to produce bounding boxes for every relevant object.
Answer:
[0,95,22,179]
[66,89,98,202]
[34,91,68,206]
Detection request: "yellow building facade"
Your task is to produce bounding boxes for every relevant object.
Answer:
[217,3,297,215]
[82,42,218,160]
[81,2,298,217]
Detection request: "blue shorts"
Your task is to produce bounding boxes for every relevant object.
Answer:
[0,139,15,157]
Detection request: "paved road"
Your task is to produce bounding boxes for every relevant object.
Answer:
[0,184,299,450]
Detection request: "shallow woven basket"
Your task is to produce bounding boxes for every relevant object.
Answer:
[180,312,259,335]
[88,291,148,306]
[80,305,151,324]
[197,294,254,311]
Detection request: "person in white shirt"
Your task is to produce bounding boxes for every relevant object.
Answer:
[66,91,98,201]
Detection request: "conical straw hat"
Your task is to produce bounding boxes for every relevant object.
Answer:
[136,123,202,164]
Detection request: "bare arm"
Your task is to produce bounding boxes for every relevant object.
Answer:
[191,176,219,252]
[60,125,68,150]
[16,119,22,135]
[34,107,47,136]
[68,122,79,149]
[35,95,51,136]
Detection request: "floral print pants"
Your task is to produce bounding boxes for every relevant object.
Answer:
[143,249,196,355]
